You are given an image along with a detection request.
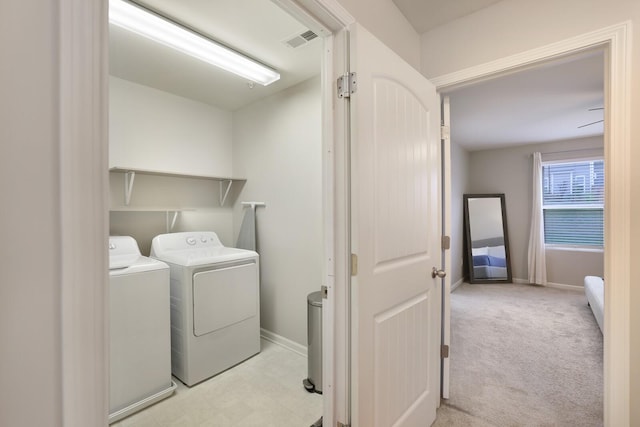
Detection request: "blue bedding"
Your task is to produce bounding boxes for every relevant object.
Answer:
[473,255,506,268]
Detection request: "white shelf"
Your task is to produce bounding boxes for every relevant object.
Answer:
[109,207,196,212]
[109,167,245,206]
[109,167,245,182]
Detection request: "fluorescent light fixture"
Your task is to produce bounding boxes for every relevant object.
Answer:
[109,0,280,86]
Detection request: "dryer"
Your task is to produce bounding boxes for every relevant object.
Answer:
[150,231,260,386]
[109,236,175,423]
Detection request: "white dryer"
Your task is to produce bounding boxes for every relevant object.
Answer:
[108,236,175,424]
[150,231,260,386]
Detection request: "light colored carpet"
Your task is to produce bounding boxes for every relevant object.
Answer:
[433,283,603,427]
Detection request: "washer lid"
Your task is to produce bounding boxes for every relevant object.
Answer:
[109,236,141,269]
[109,256,169,276]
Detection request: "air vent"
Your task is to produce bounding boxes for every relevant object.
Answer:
[283,30,318,49]
[300,30,318,41]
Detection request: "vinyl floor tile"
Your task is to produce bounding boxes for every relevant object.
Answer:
[112,339,322,427]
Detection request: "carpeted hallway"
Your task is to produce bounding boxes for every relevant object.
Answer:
[433,283,603,427]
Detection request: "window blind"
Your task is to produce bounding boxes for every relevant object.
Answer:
[542,159,604,246]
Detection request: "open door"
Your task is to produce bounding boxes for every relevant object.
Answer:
[349,23,442,426]
[441,96,452,400]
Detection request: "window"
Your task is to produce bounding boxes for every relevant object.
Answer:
[542,159,604,246]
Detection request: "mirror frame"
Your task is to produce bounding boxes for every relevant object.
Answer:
[463,193,512,284]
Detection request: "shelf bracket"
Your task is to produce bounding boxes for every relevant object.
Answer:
[219,180,233,206]
[124,171,136,206]
[166,211,179,232]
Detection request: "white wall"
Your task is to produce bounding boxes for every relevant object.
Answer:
[467,136,604,285]
[109,77,237,252]
[450,141,470,285]
[109,74,323,347]
[336,0,421,70]
[0,2,62,426]
[546,247,604,287]
[420,0,640,80]
[232,76,323,347]
[109,76,233,177]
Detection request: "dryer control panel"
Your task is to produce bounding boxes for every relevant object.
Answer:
[151,231,223,255]
[185,235,218,246]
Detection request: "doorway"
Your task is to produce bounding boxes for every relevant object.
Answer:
[435,23,631,425]
[107,0,329,425]
[439,49,606,425]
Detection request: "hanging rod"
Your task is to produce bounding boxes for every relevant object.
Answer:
[529,147,604,159]
[539,147,603,156]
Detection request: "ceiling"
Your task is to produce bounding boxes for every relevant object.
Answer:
[111,1,604,151]
[393,0,504,33]
[109,0,322,111]
[391,0,605,151]
[445,50,605,151]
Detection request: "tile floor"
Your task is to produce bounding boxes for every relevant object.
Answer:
[112,339,323,427]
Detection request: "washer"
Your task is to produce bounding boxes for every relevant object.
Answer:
[150,231,260,386]
[108,236,176,424]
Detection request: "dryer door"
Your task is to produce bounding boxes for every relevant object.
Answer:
[192,262,258,337]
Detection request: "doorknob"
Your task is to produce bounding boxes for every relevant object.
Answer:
[432,267,446,279]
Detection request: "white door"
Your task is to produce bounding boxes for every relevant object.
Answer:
[349,23,442,427]
[441,96,452,399]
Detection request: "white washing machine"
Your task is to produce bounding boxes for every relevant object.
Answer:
[109,236,176,424]
[150,231,260,386]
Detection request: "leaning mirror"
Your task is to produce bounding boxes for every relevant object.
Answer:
[463,194,512,283]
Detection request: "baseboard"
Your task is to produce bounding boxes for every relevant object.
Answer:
[544,282,584,292]
[260,328,307,357]
[512,277,583,292]
[451,278,464,292]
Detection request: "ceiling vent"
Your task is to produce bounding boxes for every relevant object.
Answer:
[283,30,318,48]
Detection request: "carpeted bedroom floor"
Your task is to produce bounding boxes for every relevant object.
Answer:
[433,282,603,427]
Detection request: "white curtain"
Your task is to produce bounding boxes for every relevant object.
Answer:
[528,152,547,285]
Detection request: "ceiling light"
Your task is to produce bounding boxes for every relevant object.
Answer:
[109,0,280,86]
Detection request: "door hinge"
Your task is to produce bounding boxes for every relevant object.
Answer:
[441,344,450,358]
[442,235,451,250]
[337,72,357,98]
[350,253,358,276]
[440,125,450,140]
[321,285,328,299]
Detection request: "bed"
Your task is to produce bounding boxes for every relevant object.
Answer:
[471,237,508,279]
[584,276,604,333]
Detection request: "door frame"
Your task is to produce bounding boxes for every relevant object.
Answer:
[59,0,355,425]
[432,21,632,426]
[273,2,354,426]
